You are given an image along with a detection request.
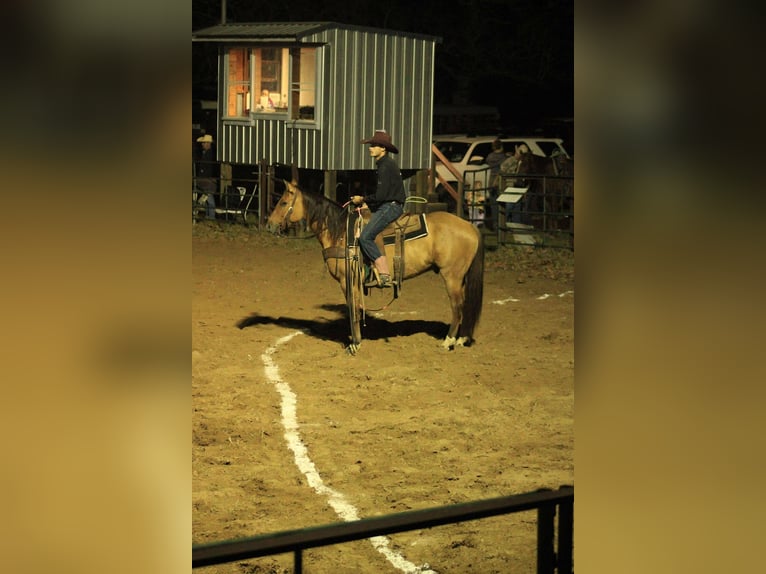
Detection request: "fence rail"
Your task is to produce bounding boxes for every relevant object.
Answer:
[193,159,574,249]
[460,167,574,249]
[193,485,573,573]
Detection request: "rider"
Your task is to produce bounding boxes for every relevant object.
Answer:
[351,130,407,288]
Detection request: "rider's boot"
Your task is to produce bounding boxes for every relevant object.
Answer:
[373,255,392,288]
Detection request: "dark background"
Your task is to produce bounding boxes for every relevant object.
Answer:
[192,0,573,138]
[0,3,763,573]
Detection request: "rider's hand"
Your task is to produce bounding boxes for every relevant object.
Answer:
[351,195,362,205]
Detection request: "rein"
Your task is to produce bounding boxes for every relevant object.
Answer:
[304,194,399,312]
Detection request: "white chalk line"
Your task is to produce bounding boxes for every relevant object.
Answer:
[262,330,435,574]
[493,289,574,305]
[368,310,420,318]
[369,290,574,312]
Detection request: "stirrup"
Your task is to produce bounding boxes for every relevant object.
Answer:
[377,274,392,288]
[363,266,379,287]
[363,265,376,286]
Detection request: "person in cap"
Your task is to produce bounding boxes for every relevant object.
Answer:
[351,130,407,288]
[499,143,530,224]
[194,133,218,220]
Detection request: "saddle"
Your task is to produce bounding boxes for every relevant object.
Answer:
[351,210,430,293]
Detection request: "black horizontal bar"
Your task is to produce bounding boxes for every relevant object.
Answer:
[193,485,573,568]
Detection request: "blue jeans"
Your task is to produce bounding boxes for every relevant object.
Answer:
[197,179,216,220]
[359,201,403,262]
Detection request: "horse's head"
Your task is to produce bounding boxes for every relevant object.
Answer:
[265,179,304,234]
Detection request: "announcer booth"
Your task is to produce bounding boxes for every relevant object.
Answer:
[192,22,441,222]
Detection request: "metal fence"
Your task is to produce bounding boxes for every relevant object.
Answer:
[193,485,574,573]
[193,160,281,226]
[462,167,574,250]
[192,160,574,250]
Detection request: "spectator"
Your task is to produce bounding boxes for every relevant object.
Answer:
[500,143,530,178]
[499,144,530,224]
[257,89,275,110]
[194,134,218,220]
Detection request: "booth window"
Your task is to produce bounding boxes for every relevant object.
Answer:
[224,46,317,120]
[225,48,251,117]
[290,47,316,120]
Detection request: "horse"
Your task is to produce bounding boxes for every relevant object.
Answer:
[266,180,484,352]
[515,151,574,232]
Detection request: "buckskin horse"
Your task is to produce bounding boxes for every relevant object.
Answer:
[266,180,484,352]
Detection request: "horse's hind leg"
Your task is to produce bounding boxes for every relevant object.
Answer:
[440,271,465,349]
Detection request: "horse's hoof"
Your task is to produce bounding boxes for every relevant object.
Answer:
[454,336,468,348]
[441,336,456,350]
[346,343,360,355]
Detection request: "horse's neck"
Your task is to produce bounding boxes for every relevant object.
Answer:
[300,193,349,249]
[315,228,343,250]
[307,217,346,251]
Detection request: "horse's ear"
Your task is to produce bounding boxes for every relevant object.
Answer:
[283,179,292,192]
[291,164,299,185]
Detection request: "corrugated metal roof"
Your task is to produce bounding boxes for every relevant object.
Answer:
[192,21,440,43]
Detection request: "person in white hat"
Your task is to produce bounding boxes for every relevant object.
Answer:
[350,130,407,288]
[194,133,217,220]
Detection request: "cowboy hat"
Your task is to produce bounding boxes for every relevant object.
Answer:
[196,134,213,143]
[360,130,399,154]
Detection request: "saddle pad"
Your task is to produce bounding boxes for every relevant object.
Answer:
[382,213,429,245]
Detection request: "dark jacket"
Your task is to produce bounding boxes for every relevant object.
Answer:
[363,154,406,210]
[194,146,219,179]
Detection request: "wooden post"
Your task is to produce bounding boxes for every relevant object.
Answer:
[220,163,232,196]
[258,159,268,227]
[415,169,428,197]
[411,169,428,214]
[324,170,337,202]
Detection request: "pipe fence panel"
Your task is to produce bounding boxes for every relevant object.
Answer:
[193,485,574,574]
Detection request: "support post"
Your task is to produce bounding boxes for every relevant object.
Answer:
[324,170,337,202]
[557,493,574,574]
[258,159,268,227]
[536,503,556,574]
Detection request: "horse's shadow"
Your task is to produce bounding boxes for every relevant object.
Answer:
[236,304,447,347]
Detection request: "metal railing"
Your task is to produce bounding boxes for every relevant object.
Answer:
[428,154,574,249]
[495,171,574,249]
[193,485,573,573]
[457,166,574,249]
[192,160,284,227]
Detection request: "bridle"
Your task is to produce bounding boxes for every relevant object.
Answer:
[279,186,299,230]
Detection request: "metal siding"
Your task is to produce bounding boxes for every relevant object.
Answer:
[331,29,347,169]
[361,34,378,169]
[216,26,436,172]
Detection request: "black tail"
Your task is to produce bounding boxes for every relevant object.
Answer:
[459,234,484,343]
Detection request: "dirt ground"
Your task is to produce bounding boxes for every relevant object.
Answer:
[192,221,574,574]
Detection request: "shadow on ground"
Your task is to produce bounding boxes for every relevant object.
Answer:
[236,303,447,347]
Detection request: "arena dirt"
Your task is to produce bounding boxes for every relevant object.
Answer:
[192,222,574,574]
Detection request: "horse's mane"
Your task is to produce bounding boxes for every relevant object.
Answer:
[298,186,347,243]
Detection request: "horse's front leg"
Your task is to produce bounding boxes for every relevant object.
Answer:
[340,276,364,354]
